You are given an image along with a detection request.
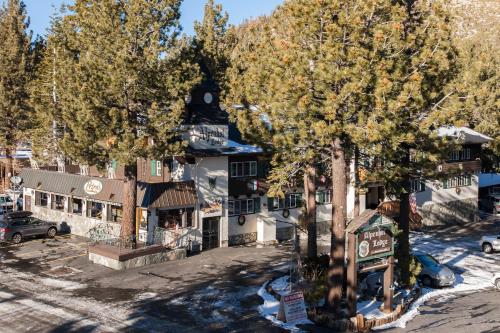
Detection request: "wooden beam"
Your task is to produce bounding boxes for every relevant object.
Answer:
[383,256,394,313]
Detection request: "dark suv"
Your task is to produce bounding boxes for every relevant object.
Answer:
[0,211,58,244]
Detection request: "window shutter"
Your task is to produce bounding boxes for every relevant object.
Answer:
[254,198,261,213]
[296,194,303,207]
[443,179,448,189]
[267,197,274,211]
[111,159,117,170]
[151,160,157,176]
[421,181,425,192]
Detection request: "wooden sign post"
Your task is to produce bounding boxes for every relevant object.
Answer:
[345,210,396,317]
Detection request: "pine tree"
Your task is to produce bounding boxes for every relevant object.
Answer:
[193,0,235,90]
[0,0,34,189]
[31,0,200,242]
[353,0,458,286]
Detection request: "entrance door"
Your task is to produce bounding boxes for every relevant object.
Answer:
[202,217,220,250]
[24,195,31,212]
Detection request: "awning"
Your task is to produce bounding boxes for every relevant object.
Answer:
[137,181,197,209]
[19,168,124,204]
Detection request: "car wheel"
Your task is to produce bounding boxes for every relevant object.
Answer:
[483,243,493,254]
[422,276,433,288]
[496,279,500,291]
[47,227,57,238]
[12,233,22,244]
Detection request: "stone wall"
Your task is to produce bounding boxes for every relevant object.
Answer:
[228,232,257,246]
[420,198,478,226]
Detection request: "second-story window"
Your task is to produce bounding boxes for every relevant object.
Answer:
[228,198,261,216]
[151,160,162,176]
[449,148,471,161]
[316,190,332,204]
[268,193,303,211]
[410,179,426,193]
[443,174,472,189]
[231,161,257,177]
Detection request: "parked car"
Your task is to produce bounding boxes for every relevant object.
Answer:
[413,251,456,288]
[480,235,500,253]
[0,194,14,209]
[493,273,500,290]
[0,211,58,244]
[359,271,400,298]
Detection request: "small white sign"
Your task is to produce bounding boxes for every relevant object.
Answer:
[277,291,308,324]
[84,179,103,195]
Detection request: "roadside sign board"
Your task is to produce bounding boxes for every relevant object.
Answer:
[10,176,22,185]
[277,291,308,324]
[356,225,394,262]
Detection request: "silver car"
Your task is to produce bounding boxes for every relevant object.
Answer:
[413,251,456,288]
[0,211,58,244]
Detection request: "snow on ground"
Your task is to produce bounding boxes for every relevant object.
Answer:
[257,276,312,333]
[260,230,500,331]
[374,231,500,330]
[40,278,86,291]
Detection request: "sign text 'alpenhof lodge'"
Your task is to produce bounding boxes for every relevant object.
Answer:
[357,227,393,262]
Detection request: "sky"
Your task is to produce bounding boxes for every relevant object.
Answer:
[10,0,284,37]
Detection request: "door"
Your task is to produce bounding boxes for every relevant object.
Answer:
[24,195,31,212]
[202,217,220,250]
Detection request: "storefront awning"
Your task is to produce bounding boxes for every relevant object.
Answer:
[137,181,197,209]
[19,168,124,204]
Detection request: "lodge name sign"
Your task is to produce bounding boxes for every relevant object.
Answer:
[84,179,103,195]
[357,227,393,262]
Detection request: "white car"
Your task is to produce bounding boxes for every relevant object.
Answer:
[493,273,500,290]
[480,235,500,253]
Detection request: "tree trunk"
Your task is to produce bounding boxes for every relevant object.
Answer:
[304,164,317,259]
[3,147,13,191]
[397,150,411,286]
[353,147,360,217]
[326,137,347,314]
[121,163,137,248]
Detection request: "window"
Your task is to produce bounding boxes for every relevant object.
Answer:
[51,194,66,211]
[71,198,83,215]
[185,208,194,227]
[268,193,303,211]
[410,179,426,193]
[35,191,49,207]
[151,160,162,176]
[316,190,332,204]
[230,161,257,177]
[87,201,103,219]
[108,204,123,223]
[450,150,460,161]
[443,174,472,189]
[463,148,471,160]
[228,198,261,216]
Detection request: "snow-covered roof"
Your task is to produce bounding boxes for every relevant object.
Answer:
[437,126,492,144]
[479,173,500,188]
[223,139,263,155]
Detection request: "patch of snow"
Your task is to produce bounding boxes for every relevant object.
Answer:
[40,278,86,291]
[373,231,500,329]
[135,292,158,301]
[239,270,247,275]
[224,139,263,154]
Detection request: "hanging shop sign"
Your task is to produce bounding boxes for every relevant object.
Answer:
[201,197,223,217]
[84,179,103,196]
[356,225,394,262]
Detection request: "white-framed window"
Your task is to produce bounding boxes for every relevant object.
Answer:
[463,148,471,160]
[268,193,303,211]
[35,191,49,207]
[450,150,460,161]
[316,190,332,204]
[156,160,162,176]
[410,179,426,193]
[230,161,257,177]
[228,198,261,216]
[443,174,472,189]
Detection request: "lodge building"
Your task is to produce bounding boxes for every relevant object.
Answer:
[17,82,492,251]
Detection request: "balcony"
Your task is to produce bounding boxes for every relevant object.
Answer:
[438,159,481,173]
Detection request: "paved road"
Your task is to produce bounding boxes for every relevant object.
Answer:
[381,289,500,333]
[0,236,291,333]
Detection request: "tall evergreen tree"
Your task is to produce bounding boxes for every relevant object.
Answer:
[31,0,199,241]
[352,0,458,286]
[193,0,236,93]
[0,0,33,189]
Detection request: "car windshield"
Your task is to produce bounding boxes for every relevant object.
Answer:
[416,254,439,267]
